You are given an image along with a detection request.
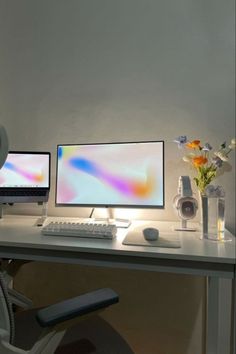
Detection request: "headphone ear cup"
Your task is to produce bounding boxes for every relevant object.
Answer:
[173,195,181,209]
[179,197,198,220]
[173,196,198,220]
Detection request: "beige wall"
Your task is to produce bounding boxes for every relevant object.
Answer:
[0,1,235,353]
[0,0,235,232]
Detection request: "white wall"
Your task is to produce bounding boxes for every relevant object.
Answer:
[0,1,235,353]
[0,0,235,232]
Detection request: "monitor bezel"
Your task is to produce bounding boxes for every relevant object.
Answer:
[55,141,165,209]
[0,151,51,190]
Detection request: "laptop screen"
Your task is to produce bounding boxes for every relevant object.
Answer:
[0,151,50,203]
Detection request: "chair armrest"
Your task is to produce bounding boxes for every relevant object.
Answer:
[36,288,119,327]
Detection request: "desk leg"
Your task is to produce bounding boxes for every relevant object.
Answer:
[206,277,233,354]
[232,278,235,354]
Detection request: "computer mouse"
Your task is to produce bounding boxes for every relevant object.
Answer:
[143,227,159,241]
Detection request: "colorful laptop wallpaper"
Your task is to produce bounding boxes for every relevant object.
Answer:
[0,153,50,188]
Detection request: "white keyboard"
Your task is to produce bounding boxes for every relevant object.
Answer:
[41,221,117,240]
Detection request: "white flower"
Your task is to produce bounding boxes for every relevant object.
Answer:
[173,136,187,149]
[182,153,194,162]
[229,138,236,149]
[214,151,229,162]
[202,143,212,151]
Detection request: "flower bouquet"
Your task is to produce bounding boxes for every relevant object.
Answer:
[174,136,236,195]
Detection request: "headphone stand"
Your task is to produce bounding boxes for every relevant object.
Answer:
[174,219,197,231]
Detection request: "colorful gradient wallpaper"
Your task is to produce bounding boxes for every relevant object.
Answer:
[56,142,164,207]
[0,153,50,188]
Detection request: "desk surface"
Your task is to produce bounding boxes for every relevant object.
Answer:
[1,215,235,354]
[0,215,235,278]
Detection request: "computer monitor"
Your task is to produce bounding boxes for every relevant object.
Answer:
[56,141,164,211]
[0,151,51,203]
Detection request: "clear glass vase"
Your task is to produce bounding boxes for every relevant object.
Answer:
[200,189,231,242]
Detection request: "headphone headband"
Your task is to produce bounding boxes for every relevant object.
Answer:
[178,176,193,197]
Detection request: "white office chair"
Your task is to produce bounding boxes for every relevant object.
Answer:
[0,260,136,354]
[0,125,8,169]
[0,265,125,354]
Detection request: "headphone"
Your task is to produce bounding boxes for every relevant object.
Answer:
[173,176,198,230]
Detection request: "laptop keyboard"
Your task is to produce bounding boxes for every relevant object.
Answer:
[0,190,47,196]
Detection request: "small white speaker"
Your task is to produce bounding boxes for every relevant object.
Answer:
[173,176,198,231]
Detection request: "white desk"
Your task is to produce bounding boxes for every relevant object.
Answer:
[0,215,235,354]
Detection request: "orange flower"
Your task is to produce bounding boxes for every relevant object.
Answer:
[193,156,208,167]
[186,140,201,149]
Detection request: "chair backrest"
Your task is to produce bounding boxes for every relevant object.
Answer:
[0,272,14,345]
[0,125,9,169]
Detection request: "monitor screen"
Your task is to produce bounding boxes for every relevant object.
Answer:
[0,151,50,203]
[56,141,164,208]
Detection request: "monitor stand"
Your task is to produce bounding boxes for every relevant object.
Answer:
[92,207,131,228]
[35,202,48,226]
[0,202,48,225]
[0,203,13,220]
[174,219,197,231]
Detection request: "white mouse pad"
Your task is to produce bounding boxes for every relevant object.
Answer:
[122,225,181,248]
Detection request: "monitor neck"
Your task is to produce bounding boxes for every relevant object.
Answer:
[90,207,131,228]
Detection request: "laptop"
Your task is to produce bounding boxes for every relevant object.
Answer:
[0,151,51,203]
